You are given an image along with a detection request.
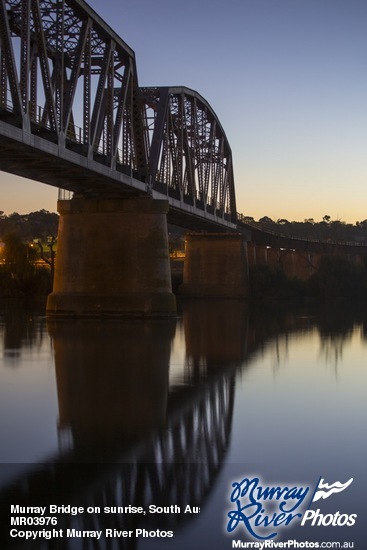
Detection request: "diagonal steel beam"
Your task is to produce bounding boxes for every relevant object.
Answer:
[19,0,30,115]
[62,19,91,133]
[145,87,170,188]
[31,0,58,133]
[0,0,23,116]
[90,39,113,151]
[112,63,131,160]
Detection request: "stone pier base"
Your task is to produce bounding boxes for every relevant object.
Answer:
[179,233,249,298]
[46,197,176,317]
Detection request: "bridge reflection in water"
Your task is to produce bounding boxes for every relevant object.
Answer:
[0,300,251,549]
[1,300,365,548]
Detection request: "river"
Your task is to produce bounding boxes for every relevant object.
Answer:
[0,300,366,549]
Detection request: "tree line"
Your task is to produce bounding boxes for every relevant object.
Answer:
[3,210,367,245]
[243,215,367,244]
[1,209,367,301]
[0,210,58,299]
[0,209,59,241]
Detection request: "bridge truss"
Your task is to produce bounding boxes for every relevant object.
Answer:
[142,86,236,222]
[0,0,237,226]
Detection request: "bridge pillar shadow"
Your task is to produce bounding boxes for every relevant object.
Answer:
[47,319,175,453]
[179,232,249,298]
[182,299,249,370]
[47,197,176,317]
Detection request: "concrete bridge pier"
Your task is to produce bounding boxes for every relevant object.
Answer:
[46,197,176,317]
[179,233,249,298]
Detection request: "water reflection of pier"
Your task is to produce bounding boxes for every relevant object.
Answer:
[0,301,249,549]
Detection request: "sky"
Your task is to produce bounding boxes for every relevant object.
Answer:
[1,0,367,223]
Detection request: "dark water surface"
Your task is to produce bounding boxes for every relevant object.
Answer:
[0,300,366,549]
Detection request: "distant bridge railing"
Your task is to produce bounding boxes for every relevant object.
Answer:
[237,214,367,251]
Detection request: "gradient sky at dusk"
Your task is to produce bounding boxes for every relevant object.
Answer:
[1,0,366,223]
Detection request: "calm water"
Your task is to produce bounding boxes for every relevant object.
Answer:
[0,300,366,549]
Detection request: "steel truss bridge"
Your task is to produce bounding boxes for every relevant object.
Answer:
[0,0,237,230]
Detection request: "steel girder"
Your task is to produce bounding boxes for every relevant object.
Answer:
[141,86,237,224]
[0,0,148,179]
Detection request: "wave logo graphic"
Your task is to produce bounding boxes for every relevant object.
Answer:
[311,478,353,503]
